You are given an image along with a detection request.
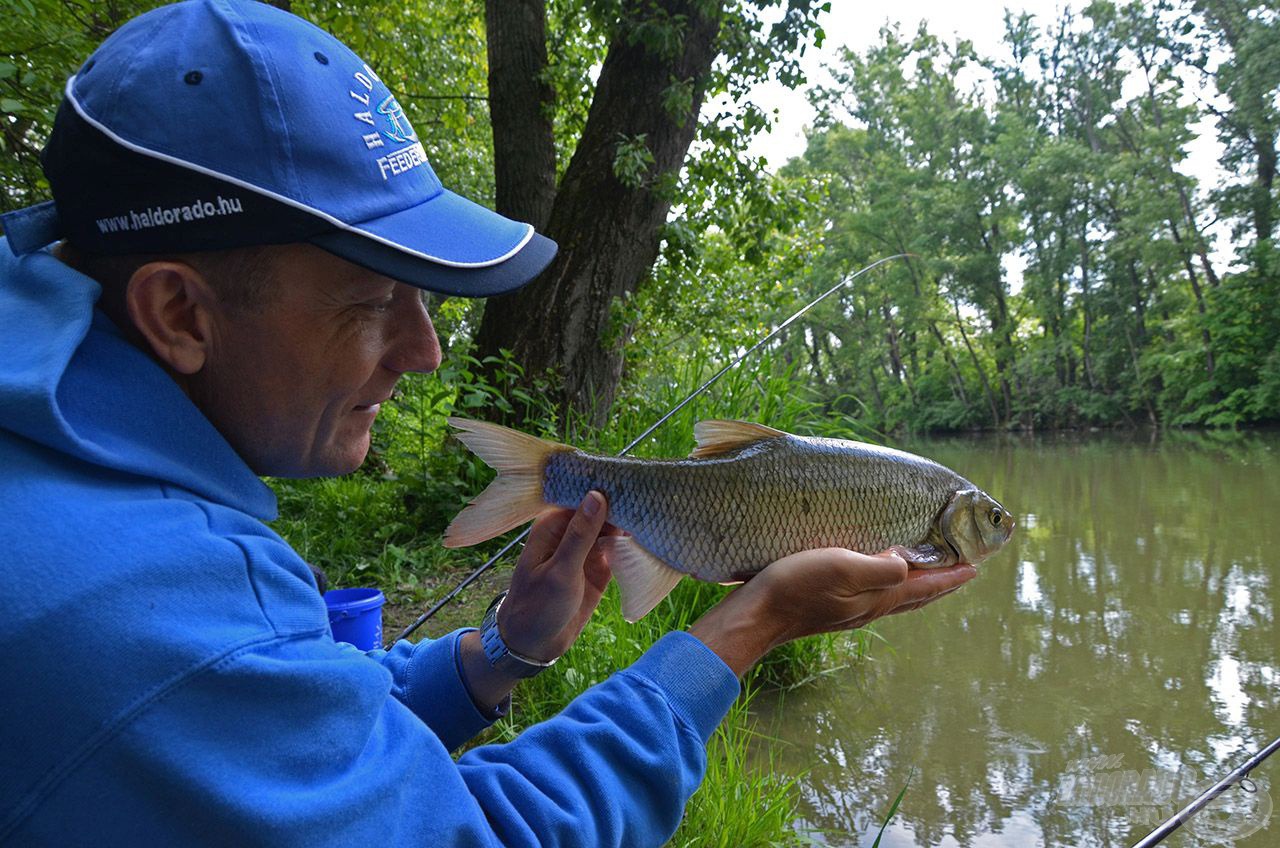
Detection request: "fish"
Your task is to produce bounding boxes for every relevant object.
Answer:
[443,417,1014,622]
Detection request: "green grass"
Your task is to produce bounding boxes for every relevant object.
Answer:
[672,695,808,848]
[871,768,913,848]
[269,347,887,845]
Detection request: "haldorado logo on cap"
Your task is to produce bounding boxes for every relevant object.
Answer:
[348,63,428,182]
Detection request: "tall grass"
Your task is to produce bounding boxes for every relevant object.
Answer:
[272,345,886,845]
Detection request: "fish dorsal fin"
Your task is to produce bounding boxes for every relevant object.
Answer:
[690,419,787,458]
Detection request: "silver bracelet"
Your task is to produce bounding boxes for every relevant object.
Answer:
[479,591,556,679]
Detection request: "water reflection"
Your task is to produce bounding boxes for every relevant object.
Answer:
[751,430,1280,847]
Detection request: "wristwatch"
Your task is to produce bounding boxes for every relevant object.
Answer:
[479,591,556,679]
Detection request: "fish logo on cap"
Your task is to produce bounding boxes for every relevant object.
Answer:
[377,95,416,145]
[347,63,428,181]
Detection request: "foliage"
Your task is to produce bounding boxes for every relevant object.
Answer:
[4,2,1276,433]
[0,0,158,212]
[749,0,1280,433]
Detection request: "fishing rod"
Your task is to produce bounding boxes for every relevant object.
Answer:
[391,253,910,646]
[1130,735,1279,848]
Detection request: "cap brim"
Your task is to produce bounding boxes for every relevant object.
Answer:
[310,189,558,297]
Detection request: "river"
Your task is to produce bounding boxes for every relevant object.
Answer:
[750,430,1279,847]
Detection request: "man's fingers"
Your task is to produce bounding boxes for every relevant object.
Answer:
[904,563,976,587]
[583,547,612,594]
[548,491,609,573]
[522,507,575,564]
[895,564,976,604]
[848,548,911,590]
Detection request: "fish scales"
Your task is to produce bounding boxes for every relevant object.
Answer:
[542,434,970,581]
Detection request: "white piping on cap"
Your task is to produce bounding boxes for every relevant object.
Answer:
[63,76,533,268]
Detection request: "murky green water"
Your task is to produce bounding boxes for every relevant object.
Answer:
[751,430,1279,847]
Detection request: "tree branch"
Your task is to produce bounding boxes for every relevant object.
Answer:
[399,92,489,102]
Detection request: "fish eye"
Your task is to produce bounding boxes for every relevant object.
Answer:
[990,509,1003,527]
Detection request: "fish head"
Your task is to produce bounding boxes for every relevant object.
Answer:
[940,488,1015,565]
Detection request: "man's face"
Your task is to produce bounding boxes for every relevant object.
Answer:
[191,244,442,477]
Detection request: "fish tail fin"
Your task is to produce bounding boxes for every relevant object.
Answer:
[443,418,571,548]
[599,536,685,622]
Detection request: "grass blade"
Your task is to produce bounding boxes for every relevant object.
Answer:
[870,766,914,848]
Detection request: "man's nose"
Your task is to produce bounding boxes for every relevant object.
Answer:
[384,288,442,375]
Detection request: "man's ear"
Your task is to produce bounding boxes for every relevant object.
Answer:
[124,261,219,375]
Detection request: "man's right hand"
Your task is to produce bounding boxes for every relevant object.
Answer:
[687,548,977,677]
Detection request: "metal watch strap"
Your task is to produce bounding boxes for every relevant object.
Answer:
[480,591,555,679]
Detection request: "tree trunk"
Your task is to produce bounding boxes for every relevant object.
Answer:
[882,304,915,401]
[927,321,969,405]
[1135,51,1222,288]
[1254,141,1276,245]
[484,0,557,230]
[953,297,1000,425]
[1169,218,1216,379]
[900,257,969,404]
[1078,218,1097,391]
[475,0,724,428]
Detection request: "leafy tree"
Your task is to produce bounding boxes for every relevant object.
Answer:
[473,0,829,428]
[1,0,153,212]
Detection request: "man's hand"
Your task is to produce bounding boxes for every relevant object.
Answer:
[458,492,612,712]
[499,491,614,662]
[689,548,977,677]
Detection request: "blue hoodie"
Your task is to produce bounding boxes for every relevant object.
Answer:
[0,242,741,846]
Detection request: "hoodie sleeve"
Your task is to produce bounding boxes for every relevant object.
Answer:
[365,629,496,751]
[11,630,740,847]
[458,632,741,847]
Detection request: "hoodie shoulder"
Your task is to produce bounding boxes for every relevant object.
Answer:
[0,239,275,519]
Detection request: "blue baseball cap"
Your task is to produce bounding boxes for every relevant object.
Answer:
[0,0,556,297]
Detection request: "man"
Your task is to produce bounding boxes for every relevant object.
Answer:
[0,2,975,845]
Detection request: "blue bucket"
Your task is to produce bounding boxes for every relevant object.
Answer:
[324,588,386,650]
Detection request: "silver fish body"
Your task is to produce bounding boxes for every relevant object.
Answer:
[444,418,1013,621]
[543,435,971,582]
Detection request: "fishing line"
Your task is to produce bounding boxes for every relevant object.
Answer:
[391,253,911,645]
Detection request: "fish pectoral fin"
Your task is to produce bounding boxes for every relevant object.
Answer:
[890,543,953,568]
[689,419,786,458]
[599,536,685,623]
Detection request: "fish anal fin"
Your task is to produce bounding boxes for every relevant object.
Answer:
[690,419,787,459]
[599,537,685,622]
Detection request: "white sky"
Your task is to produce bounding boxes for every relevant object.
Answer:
[740,0,1232,282]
